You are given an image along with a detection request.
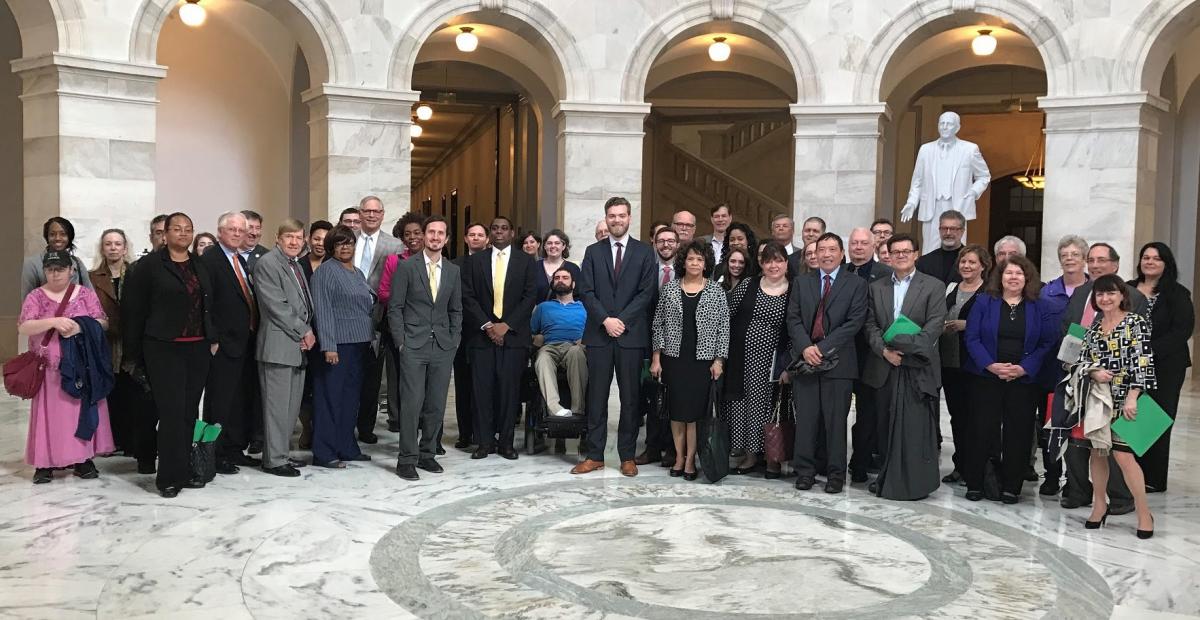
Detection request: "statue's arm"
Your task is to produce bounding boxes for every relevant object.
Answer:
[968,144,991,199]
[903,145,925,216]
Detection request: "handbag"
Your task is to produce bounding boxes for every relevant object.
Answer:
[4,284,76,399]
[698,380,730,483]
[653,380,669,420]
[763,382,795,464]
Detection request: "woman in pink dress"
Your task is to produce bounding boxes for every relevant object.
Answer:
[18,251,115,483]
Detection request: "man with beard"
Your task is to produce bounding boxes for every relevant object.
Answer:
[915,210,966,285]
[531,268,588,418]
[635,225,680,466]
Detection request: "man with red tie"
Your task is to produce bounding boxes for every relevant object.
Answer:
[634,225,680,467]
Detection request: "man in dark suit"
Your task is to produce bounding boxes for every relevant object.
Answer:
[845,227,893,481]
[238,209,270,455]
[354,196,405,444]
[572,197,657,477]
[787,233,868,493]
[634,225,680,467]
[449,222,490,449]
[388,216,462,480]
[460,216,537,460]
[199,211,261,473]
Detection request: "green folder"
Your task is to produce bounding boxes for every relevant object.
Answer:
[201,423,223,443]
[1111,394,1174,457]
[883,313,921,343]
[1067,322,1087,340]
[192,420,207,443]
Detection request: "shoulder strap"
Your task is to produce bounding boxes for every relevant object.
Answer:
[40,283,77,347]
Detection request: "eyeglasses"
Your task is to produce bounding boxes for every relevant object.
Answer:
[939,226,964,233]
[655,239,678,245]
[360,208,383,215]
[1059,251,1083,259]
[1086,257,1112,264]
[671,222,696,229]
[890,250,915,257]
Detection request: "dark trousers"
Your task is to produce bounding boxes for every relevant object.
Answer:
[107,371,138,453]
[849,379,878,475]
[357,337,385,436]
[584,344,644,462]
[313,342,368,464]
[397,343,454,465]
[132,376,159,464]
[143,339,210,491]
[1140,364,1184,491]
[204,342,255,462]
[964,375,1040,495]
[941,367,972,472]
[452,347,474,444]
[643,375,673,456]
[792,375,853,479]
[1064,444,1132,508]
[470,345,527,449]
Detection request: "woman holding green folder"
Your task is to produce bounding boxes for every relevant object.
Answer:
[1077,274,1157,538]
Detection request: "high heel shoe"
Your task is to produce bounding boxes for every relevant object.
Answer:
[683,470,698,481]
[1136,515,1154,539]
[1084,508,1110,529]
[669,468,683,478]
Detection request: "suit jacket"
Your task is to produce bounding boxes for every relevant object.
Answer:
[121,248,216,366]
[863,271,946,389]
[460,246,537,349]
[388,253,462,351]
[199,245,258,358]
[1060,279,1148,336]
[786,269,869,381]
[252,248,313,367]
[905,138,991,220]
[1127,279,1194,373]
[363,230,405,293]
[847,259,893,284]
[577,237,657,349]
[962,295,1059,383]
[243,244,269,272]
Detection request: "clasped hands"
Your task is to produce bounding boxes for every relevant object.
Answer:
[987,362,1027,382]
[485,322,510,346]
[602,317,626,338]
[50,317,79,338]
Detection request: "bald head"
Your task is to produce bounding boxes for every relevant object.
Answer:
[848,227,874,265]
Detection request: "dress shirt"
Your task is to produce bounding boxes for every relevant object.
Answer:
[783,243,797,255]
[892,270,915,320]
[609,234,630,266]
[819,265,841,287]
[710,234,724,261]
[657,259,674,288]
[423,251,442,299]
[489,245,510,278]
[353,229,380,276]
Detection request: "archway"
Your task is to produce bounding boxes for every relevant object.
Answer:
[0,0,23,358]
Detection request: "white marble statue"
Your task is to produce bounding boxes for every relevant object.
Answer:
[900,111,991,255]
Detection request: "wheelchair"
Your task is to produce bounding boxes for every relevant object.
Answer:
[520,350,588,456]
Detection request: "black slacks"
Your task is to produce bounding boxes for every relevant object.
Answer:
[452,346,474,444]
[470,345,527,449]
[204,340,255,462]
[792,375,853,479]
[940,367,972,472]
[849,379,878,475]
[357,337,385,437]
[143,339,210,491]
[584,344,643,462]
[1140,363,1185,491]
[964,374,1040,495]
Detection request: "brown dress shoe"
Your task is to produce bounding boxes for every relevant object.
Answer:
[570,459,605,474]
[620,460,638,477]
[633,451,659,466]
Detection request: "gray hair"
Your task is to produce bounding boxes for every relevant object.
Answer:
[993,235,1026,256]
[1057,234,1089,259]
[217,211,247,230]
[938,209,967,227]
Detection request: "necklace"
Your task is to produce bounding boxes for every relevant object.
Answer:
[1005,299,1021,320]
[683,288,701,298]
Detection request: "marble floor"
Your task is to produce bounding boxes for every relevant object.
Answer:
[1,378,1198,619]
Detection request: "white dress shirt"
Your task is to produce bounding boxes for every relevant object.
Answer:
[354,229,380,276]
[609,234,630,267]
[892,270,915,320]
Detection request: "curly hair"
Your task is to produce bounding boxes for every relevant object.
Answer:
[674,239,716,279]
[721,221,758,264]
[393,211,425,238]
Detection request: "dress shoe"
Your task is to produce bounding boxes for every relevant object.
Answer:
[32,468,53,484]
[1001,492,1019,505]
[682,470,698,481]
[358,432,379,445]
[395,464,420,481]
[570,459,605,474]
[1136,515,1155,539]
[498,447,519,461]
[851,470,869,483]
[416,458,444,473]
[965,490,984,501]
[669,468,683,477]
[137,460,157,475]
[660,453,676,468]
[795,476,815,491]
[634,451,661,466]
[314,460,347,469]
[349,453,372,462]
[214,461,240,475]
[182,478,206,489]
[247,440,264,455]
[1060,496,1091,509]
[159,486,180,498]
[764,469,782,480]
[262,464,301,478]
[620,460,638,477]
[825,478,844,494]
[941,470,962,484]
[233,453,262,467]
[73,459,100,479]
[1039,478,1060,496]
[471,446,491,460]
[1145,484,1166,494]
[1023,466,1039,482]
[287,458,307,468]
[1108,503,1135,516]
[454,438,472,450]
[436,445,446,456]
[1084,508,1110,529]
[387,420,400,433]
[868,482,879,495]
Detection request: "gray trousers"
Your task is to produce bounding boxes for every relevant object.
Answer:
[534,342,587,412]
[397,343,455,465]
[259,362,305,469]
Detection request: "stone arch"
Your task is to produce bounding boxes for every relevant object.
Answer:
[620,0,820,103]
[4,0,84,57]
[127,0,352,85]
[388,0,588,101]
[1118,0,1200,95]
[854,0,1072,102]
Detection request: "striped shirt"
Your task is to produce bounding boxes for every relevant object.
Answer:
[311,260,376,352]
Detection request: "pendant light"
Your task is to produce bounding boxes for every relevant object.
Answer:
[415,104,433,121]
[972,30,997,56]
[456,27,478,53]
[708,37,731,62]
[179,0,206,27]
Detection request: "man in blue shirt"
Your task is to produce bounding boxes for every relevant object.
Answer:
[531,268,587,417]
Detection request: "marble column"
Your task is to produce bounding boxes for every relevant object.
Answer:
[1039,93,1168,279]
[303,85,419,229]
[790,104,889,242]
[13,54,165,262]
[553,101,650,246]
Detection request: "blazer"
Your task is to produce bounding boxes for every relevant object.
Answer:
[1127,279,1194,373]
[243,244,269,272]
[388,254,463,352]
[88,262,126,368]
[905,138,991,220]
[199,245,258,358]
[1060,279,1148,336]
[363,230,406,293]
[251,249,313,367]
[962,295,1059,383]
[121,248,216,366]
[651,279,730,361]
[577,237,657,349]
[460,246,537,349]
[533,259,581,302]
[786,269,869,381]
[848,259,893,284]
[862,271,946,389]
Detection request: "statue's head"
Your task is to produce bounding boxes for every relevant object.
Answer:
[937,111,961,140]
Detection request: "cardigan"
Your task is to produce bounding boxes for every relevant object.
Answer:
[651,279,730,361]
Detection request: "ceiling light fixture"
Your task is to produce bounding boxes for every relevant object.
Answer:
[972,29,997,56]
[179,0,206,27]
[415,104,433,121]
[708,36,731,62]
[410,124,423,138]
[456,27,478,53]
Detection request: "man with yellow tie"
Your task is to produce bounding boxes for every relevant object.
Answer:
[460,216,538,460]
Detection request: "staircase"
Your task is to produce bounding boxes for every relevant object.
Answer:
[659,143,788,232]
[722,118,790,159]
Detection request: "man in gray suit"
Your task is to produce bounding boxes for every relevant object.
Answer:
[387,215,462,481]
[355,195,406,444]
[253,218,316,478]
[788,233,868,494]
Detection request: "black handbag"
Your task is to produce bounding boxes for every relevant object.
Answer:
[653,380,669,420]
[698,380,730,483]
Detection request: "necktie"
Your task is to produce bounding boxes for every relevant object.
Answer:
[1082,292,1097,327]
[812,274,832,341]
[614,241,624,277]
[428,261,438,302]
[358,234,373,277]
[661,264,671,287]
[288,259,313,317]
[493,250,506,318]
[231,253,257,330]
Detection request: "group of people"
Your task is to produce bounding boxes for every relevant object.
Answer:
[16,198,1191,539]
